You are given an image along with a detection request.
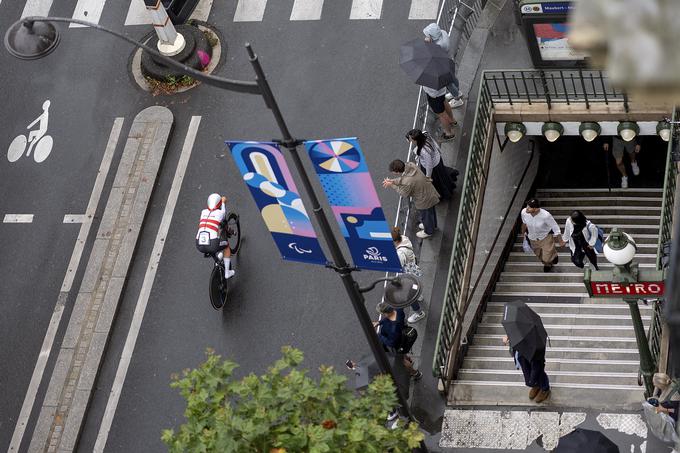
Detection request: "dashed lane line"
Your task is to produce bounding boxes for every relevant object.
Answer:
[63,214,86,223]
[93,116,201,452]
[3,214,34,223]
[8,118,123,453]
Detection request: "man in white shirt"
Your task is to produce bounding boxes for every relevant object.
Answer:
[521,198,565,272]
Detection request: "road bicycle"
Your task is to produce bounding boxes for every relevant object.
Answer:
[204,212,241,310]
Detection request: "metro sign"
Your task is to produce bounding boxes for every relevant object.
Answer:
[590,281,665,297]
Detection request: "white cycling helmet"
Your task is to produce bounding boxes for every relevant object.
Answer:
[207,193,222,210]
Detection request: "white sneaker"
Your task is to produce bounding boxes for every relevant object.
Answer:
[444,92,454,101]
[416,230,432,239]
[408,310,427,323]
[225,269,235,279]
[418,222,424,230]
[621,176,628,188]
[631,162,640,176]
[449,97,464,108]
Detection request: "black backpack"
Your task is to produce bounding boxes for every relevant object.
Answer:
[397,326,418,354]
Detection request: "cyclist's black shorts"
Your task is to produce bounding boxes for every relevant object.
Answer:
[196,237,226,255]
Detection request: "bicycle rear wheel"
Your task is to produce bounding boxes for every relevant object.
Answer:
[209,265,228,310]
[225,212,241,255]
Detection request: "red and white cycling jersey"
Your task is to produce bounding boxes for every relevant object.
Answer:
[196,204,226,241]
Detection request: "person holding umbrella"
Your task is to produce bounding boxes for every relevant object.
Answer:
[502,302,551,403]
[423,23,465,109]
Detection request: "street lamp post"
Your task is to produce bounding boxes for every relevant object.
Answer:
[5,17,427,439]
[584,229,665,397]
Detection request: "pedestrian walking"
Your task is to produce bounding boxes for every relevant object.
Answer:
[421,84,457,140]
[423,23,464,108]
[373,302,422,380]
[383,159,440,239]
[603,136,641,188]
[562,210,601,270]
[391,226,426,323]
[521,198,564,272]
[406,128,457,200]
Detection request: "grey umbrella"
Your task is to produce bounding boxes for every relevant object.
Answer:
[501,302,548,360]
[554,428,619,453]
[399,38,455,89]
[352,356,383,390]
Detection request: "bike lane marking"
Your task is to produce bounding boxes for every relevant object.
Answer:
[93,115,201,453]
[63,214,86,223]
[3,214,34,223]
[8,117,123,453]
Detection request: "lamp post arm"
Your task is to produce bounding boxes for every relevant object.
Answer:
[16,17,261,95]
[358,277,399,294]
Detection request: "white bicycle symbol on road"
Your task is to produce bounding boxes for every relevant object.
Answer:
[7,100,53,163]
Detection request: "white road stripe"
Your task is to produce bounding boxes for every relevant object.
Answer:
[408,0,440,19]
[70,0,106,27]
[350,0,382,19]
[234,0,267,21]
[124,0,149,26]
[93,116,201,453]
[63,214,86,223]
[21,0,53,18]
[3,214,33,223]
[8,118,123,453]
[290,0,324,20]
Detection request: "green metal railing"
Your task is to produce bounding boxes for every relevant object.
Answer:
[433,78,494,379]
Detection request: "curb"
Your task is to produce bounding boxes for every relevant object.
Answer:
[28,107,174,452]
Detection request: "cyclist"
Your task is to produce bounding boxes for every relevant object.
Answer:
[196,193,235,279]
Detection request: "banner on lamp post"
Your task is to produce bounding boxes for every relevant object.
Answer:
[304,138,402,273]
[227,141,327,265]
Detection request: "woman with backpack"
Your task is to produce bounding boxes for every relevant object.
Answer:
[405,128,458,200]
[562,210,601,270]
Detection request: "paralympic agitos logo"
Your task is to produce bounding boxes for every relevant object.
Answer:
[363,247,388,262]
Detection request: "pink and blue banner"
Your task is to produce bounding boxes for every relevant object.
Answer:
[304,138,402,272]
[227,141,327,265]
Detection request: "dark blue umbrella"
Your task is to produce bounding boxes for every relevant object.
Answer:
[501,302,548,360]
[399,38,455,89]
[554,428,619,453]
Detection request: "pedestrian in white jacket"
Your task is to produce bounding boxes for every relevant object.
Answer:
[562,210,600,270]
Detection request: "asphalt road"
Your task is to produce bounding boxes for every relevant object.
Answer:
[1,1,434,451]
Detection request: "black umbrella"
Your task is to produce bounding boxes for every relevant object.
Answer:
[399,38,455,89]
[501,302,548,360]
[554,428,619,453]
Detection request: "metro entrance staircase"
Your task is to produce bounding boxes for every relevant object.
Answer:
[451,188,661,409]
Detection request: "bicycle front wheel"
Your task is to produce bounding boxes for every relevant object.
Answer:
[225,212,241,255]
[209,265,228,310]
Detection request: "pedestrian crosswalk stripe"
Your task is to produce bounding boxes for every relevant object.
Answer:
[290,0,324,21]
[124,0,149,26]
[70,0,107,28]
[408,0,440,20]
[3,214,34,223]
[349,0,383,19]
[234,0,268,22]
[21,0,52,18]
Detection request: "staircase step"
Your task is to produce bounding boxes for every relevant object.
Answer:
[540,197,662,207]
[499,272,588,282]
[545,206,662,215]
[462,357,639,373]
[516,234,660,244]
[495,281,590,293]
[541,215,660,225]
[536,188,662,197]
[485,301,653,315]
[507,252,657,263]
[458,368,638,386]
[466,345,639,361]
[503,261,657,273]
[482,312,651,326]
[449,380,643,409]
[473,334,637,349]
[476,323,643,337]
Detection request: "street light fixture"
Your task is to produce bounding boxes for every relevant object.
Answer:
[542,121,563,142]
[504,122,526,143]
[657,120,672,142]
[579,121,601,142]
[5,17,427,443]
[618,121,640,142]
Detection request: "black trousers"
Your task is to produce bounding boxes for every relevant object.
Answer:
[571,234,598,269]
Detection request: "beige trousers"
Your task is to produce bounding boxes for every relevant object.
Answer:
[530,235,558,266]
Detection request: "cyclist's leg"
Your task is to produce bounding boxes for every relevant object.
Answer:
[220,242,235,279]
